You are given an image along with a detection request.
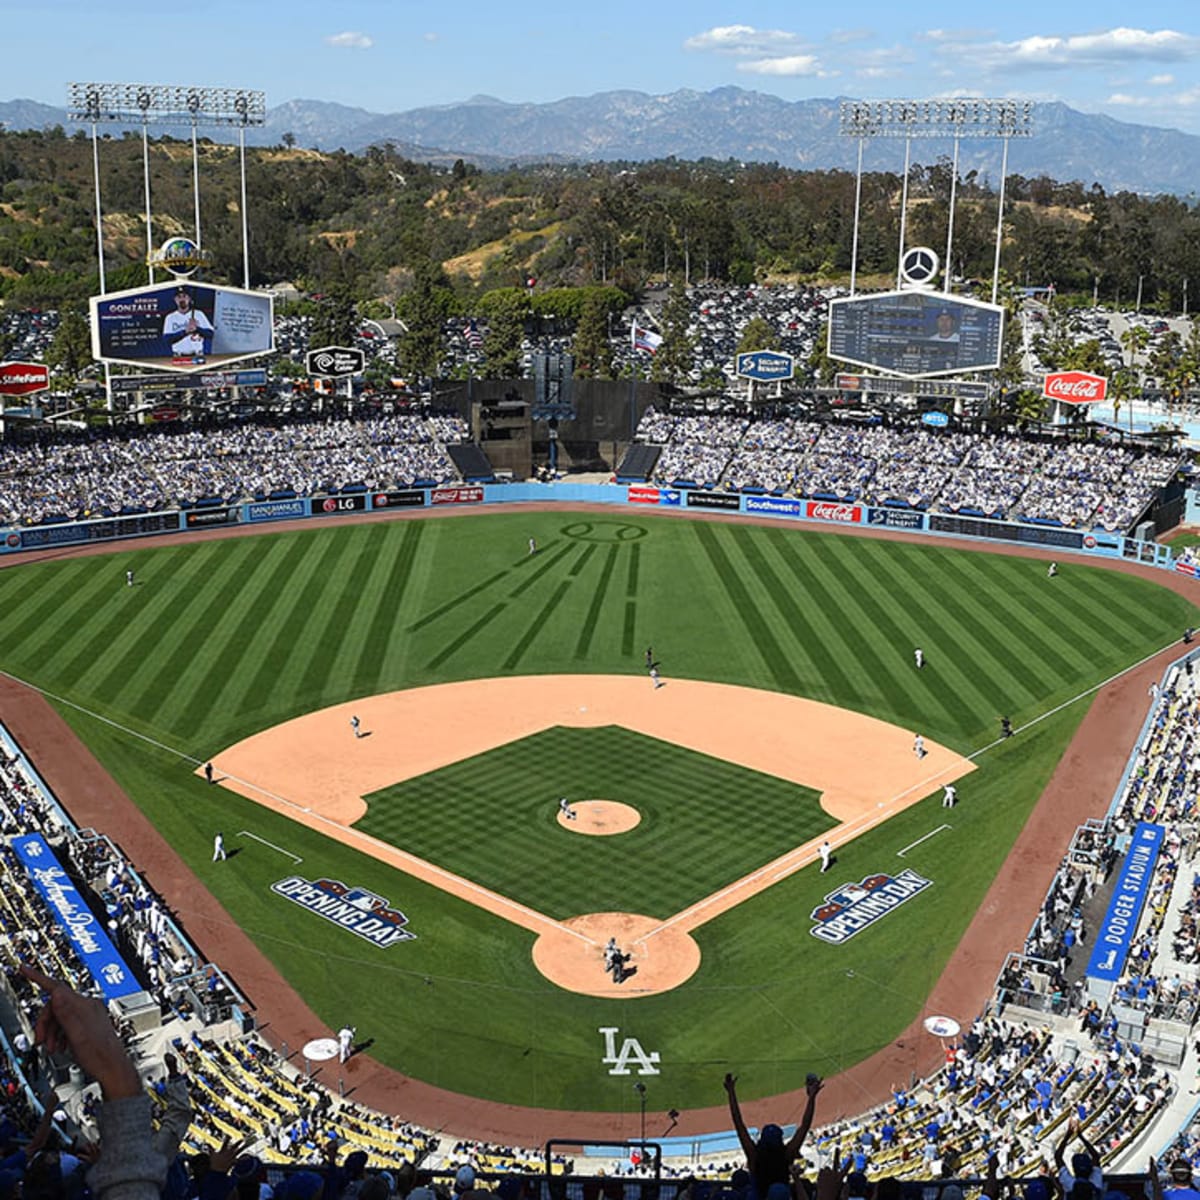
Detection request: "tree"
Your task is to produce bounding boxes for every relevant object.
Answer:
[571,295,614,379]
[650,276,693,384]
[310,285,357,348]
[44,308,92,381]
[398,259,450,381]
[281,132,296,150]
[736,316,779,355]
[1119,323,1150,386]
[479,288,528,379]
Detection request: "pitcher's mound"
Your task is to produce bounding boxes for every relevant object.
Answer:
[557,800,641,835]
[532,911,701,997]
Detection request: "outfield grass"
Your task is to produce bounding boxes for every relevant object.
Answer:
[0,511,1194,1110]
[361,725,829,919]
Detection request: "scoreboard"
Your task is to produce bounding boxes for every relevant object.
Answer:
[828,291,1004,379]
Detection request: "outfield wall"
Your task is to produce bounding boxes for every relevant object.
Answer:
[0,482,1186,575]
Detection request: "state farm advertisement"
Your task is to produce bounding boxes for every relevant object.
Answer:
[805,501,863,524]
[1043,370,1107,404]
[0,362,50,396]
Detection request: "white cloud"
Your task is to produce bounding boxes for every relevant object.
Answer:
[684,25,808,57]
[325,31,373,50]
[1149,73,1175,85]
[944,27,1200,71]
[737,54,830,77]
[423,32,438,43]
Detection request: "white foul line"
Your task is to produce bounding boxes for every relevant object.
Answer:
[897,824,952,858]
[237,830,302,863]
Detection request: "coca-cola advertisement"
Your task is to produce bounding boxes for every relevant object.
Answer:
[1042,371,1107,404]
[805,501,863,525]
[0,362,50,396]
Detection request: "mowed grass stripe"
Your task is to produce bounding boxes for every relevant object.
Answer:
[0,559,99,653]
[783,538,939,727]
[693,523,801,692]
[760,530,879,707]
[50,545,203,690]
[931,552,1072,696]
[353,521,425,692]
[0,559,112,671]
[961,553,1117,676]
[232,533,360,722]
[107,538,270,717]
[730,529,839,693]
[508,541,577,598]
[294,526,396,702]
[169,537,315,739]
[879,552,1015,722]
[427,603,508,670]
[503,580,573,671]
[574,545,620,660]
[407,568,509,631]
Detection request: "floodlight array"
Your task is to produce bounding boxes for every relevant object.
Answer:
[839,99,1034,139]
[66,82,266,127]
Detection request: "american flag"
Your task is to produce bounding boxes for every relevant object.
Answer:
[632,322,662,354]
[463,318,484,349]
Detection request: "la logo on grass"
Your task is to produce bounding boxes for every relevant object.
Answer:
[600,1027,660,1075]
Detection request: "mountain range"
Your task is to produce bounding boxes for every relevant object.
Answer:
[3,87,1198,196]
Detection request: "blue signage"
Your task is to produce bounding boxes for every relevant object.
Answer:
[922,411,950,427]
[246,499,306,523]
[736,350,795,382]
[659,489,681,507]
[868,507,926,530]
[743,495,803,517]
[12,834,140,1000]
[1085,821,1164,982]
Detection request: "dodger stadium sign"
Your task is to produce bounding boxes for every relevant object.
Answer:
[272,876,416,947]
[810,869,932,944]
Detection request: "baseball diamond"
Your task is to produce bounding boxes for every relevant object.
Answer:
[0,503,1195,1142]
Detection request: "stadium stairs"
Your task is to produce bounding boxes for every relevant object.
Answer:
[614,443,661,483]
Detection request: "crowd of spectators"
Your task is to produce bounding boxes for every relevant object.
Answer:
[634,408,1178,532]
[0,413,469,526]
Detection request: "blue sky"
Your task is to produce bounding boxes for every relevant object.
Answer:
[8,1,1200,134]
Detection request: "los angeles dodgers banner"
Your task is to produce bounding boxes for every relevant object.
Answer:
[11,834,141,1000]
[1085,821,1165,984]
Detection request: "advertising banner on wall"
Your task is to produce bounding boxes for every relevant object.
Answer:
[91,282,274,373]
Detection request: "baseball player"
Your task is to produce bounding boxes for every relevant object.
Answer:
[126,569,135,587]
[1047,561,1058,578]
[604,937,619,971]
[212,832,226,862]
[819,840,832,873]
[942,784,957,808]
[529,537,537,555]
[350,715,361,738]
[558,797,577,821]
[204,761,214,785]
[338,1024,355,1063]
[913,733,926,759]
[914,647,924,669]
[650,666,663,689]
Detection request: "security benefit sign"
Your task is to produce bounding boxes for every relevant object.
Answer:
[1085,821,1164,983]
[91,282,274,373]
[272,876,416,948]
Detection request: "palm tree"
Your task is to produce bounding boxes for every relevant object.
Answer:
[1118,323,1151,432]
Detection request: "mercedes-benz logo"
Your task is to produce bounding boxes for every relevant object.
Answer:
[901,246,939,285]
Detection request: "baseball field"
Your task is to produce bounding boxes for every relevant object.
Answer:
[0,508,1194,1121]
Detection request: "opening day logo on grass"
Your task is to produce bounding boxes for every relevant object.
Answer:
[271,876,416,947]
[810,870,932,944]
